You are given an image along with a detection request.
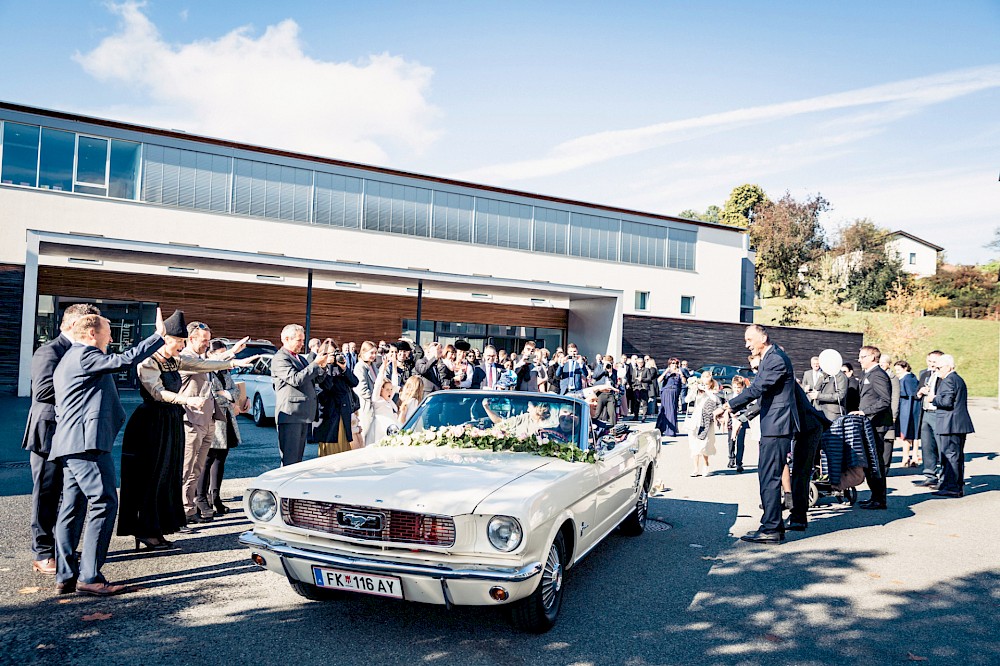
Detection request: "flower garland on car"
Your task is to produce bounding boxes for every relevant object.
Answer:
[377,425,598,463]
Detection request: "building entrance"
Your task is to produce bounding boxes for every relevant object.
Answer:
[402,320,563,354]
[35,296,158,389]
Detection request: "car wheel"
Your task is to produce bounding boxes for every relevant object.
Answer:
[511,532,565,633]
[288,579,344,601]
[618,477,649,537]
[252,394,267,427]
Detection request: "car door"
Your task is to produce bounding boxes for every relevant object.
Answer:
[592,422,639,538]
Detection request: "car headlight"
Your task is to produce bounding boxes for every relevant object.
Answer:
[487,515,523,552]
[248,489,277,522]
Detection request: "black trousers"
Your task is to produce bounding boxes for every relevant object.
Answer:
[277,423,309,466]
[864,425,891,503]
[596,393,617,425]
[29,450,63,560]
[197,448,230,502]
[789,431,820,524]
[758,435,792,533]
[727,427,746,467]
[632,388,649,418]
[937,433,966,495]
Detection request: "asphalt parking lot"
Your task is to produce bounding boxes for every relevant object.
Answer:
[1,396,998,666]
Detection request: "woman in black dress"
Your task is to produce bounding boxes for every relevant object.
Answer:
[315,339,359,456]
[118,311,252,550]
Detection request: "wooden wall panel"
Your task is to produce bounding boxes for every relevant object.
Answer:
[622,314,864,377]
[0,264,25,394]
[37,266,567,346]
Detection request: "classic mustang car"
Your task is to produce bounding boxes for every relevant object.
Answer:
[239,390,660,632]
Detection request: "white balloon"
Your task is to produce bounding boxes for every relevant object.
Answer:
[818,349,843,376]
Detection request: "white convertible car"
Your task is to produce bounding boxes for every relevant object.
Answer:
[239,391,660,632]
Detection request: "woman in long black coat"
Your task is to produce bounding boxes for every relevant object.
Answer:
[656,358,683,437]
[315,339,360,456]
[118,310,249,550]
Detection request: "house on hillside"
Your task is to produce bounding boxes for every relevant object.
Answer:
[886,231,942,278]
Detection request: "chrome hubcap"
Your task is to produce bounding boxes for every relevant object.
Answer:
[638,488,648,525]
[541,543,562,610]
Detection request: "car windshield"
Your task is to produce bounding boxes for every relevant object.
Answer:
[408,393,586,447]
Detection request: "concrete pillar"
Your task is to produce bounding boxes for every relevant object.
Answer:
[18,231,40,397]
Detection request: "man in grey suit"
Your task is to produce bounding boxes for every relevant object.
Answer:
[50,311,165,596]
[929,354,975,498]
[22,303,100,576]
[271,324,331,466]
[801,356,825,407]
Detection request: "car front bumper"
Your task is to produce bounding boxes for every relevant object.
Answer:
[239,530,542,606]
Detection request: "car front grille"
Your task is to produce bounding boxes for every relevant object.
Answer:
[281,498,456,547]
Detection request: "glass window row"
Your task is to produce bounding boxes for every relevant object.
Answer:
[1,120,697,271]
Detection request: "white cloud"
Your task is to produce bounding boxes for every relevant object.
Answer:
[73,1,440,163]
[455,64,1000,184]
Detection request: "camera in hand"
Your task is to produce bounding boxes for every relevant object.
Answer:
[333,352,346,364]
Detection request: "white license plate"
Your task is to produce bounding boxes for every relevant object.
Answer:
[312,566,403,599]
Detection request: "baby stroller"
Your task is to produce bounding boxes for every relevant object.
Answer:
[808,449,858,508]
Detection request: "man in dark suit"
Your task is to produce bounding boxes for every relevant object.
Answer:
[853,345,893,510]
[272,324,330,466]
[479,346,501,389]
[717,325,800,543]
[929,354,975,497]
[21,303,101,576]
[914,350,944,487]
[50,311,165,596]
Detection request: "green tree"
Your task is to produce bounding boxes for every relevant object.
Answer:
[748,192,828,296]
[924,265,1000,318]
[721,184,768,229]
[678,204,721,224]
[835,218,908,310]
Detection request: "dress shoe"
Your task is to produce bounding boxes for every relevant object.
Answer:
[740,530,785,544]
[76,581,126,597]
[931,490,963,498]
[134,536,170,551]
[32,558,57,575]
[176,524,196,534]
[859,501,887,510]
[55,579,77,594]
[912,478,939,488]
[736,465,744,473]
[727,458,736,469]
[785,520,807,531]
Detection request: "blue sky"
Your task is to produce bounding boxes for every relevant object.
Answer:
[2,1,998,263]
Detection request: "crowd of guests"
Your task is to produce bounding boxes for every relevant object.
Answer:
[272,333,693,466]
[699,325,975,545]
[20,308,978,594]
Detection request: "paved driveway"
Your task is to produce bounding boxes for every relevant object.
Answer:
[0,400,998,665]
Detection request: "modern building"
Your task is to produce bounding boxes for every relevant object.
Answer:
[1,101,761,396]
[886,230,942,278]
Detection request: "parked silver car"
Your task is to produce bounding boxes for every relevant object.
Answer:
[231,354,276,426]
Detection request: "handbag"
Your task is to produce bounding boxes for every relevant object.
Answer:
[350,386,361,413]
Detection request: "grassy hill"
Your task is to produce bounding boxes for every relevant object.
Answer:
[759,299,999,398]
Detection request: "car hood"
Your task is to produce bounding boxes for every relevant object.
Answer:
[258,447,554,517]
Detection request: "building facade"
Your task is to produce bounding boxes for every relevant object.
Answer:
[1,102,758,396]
[887,231,942,278]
